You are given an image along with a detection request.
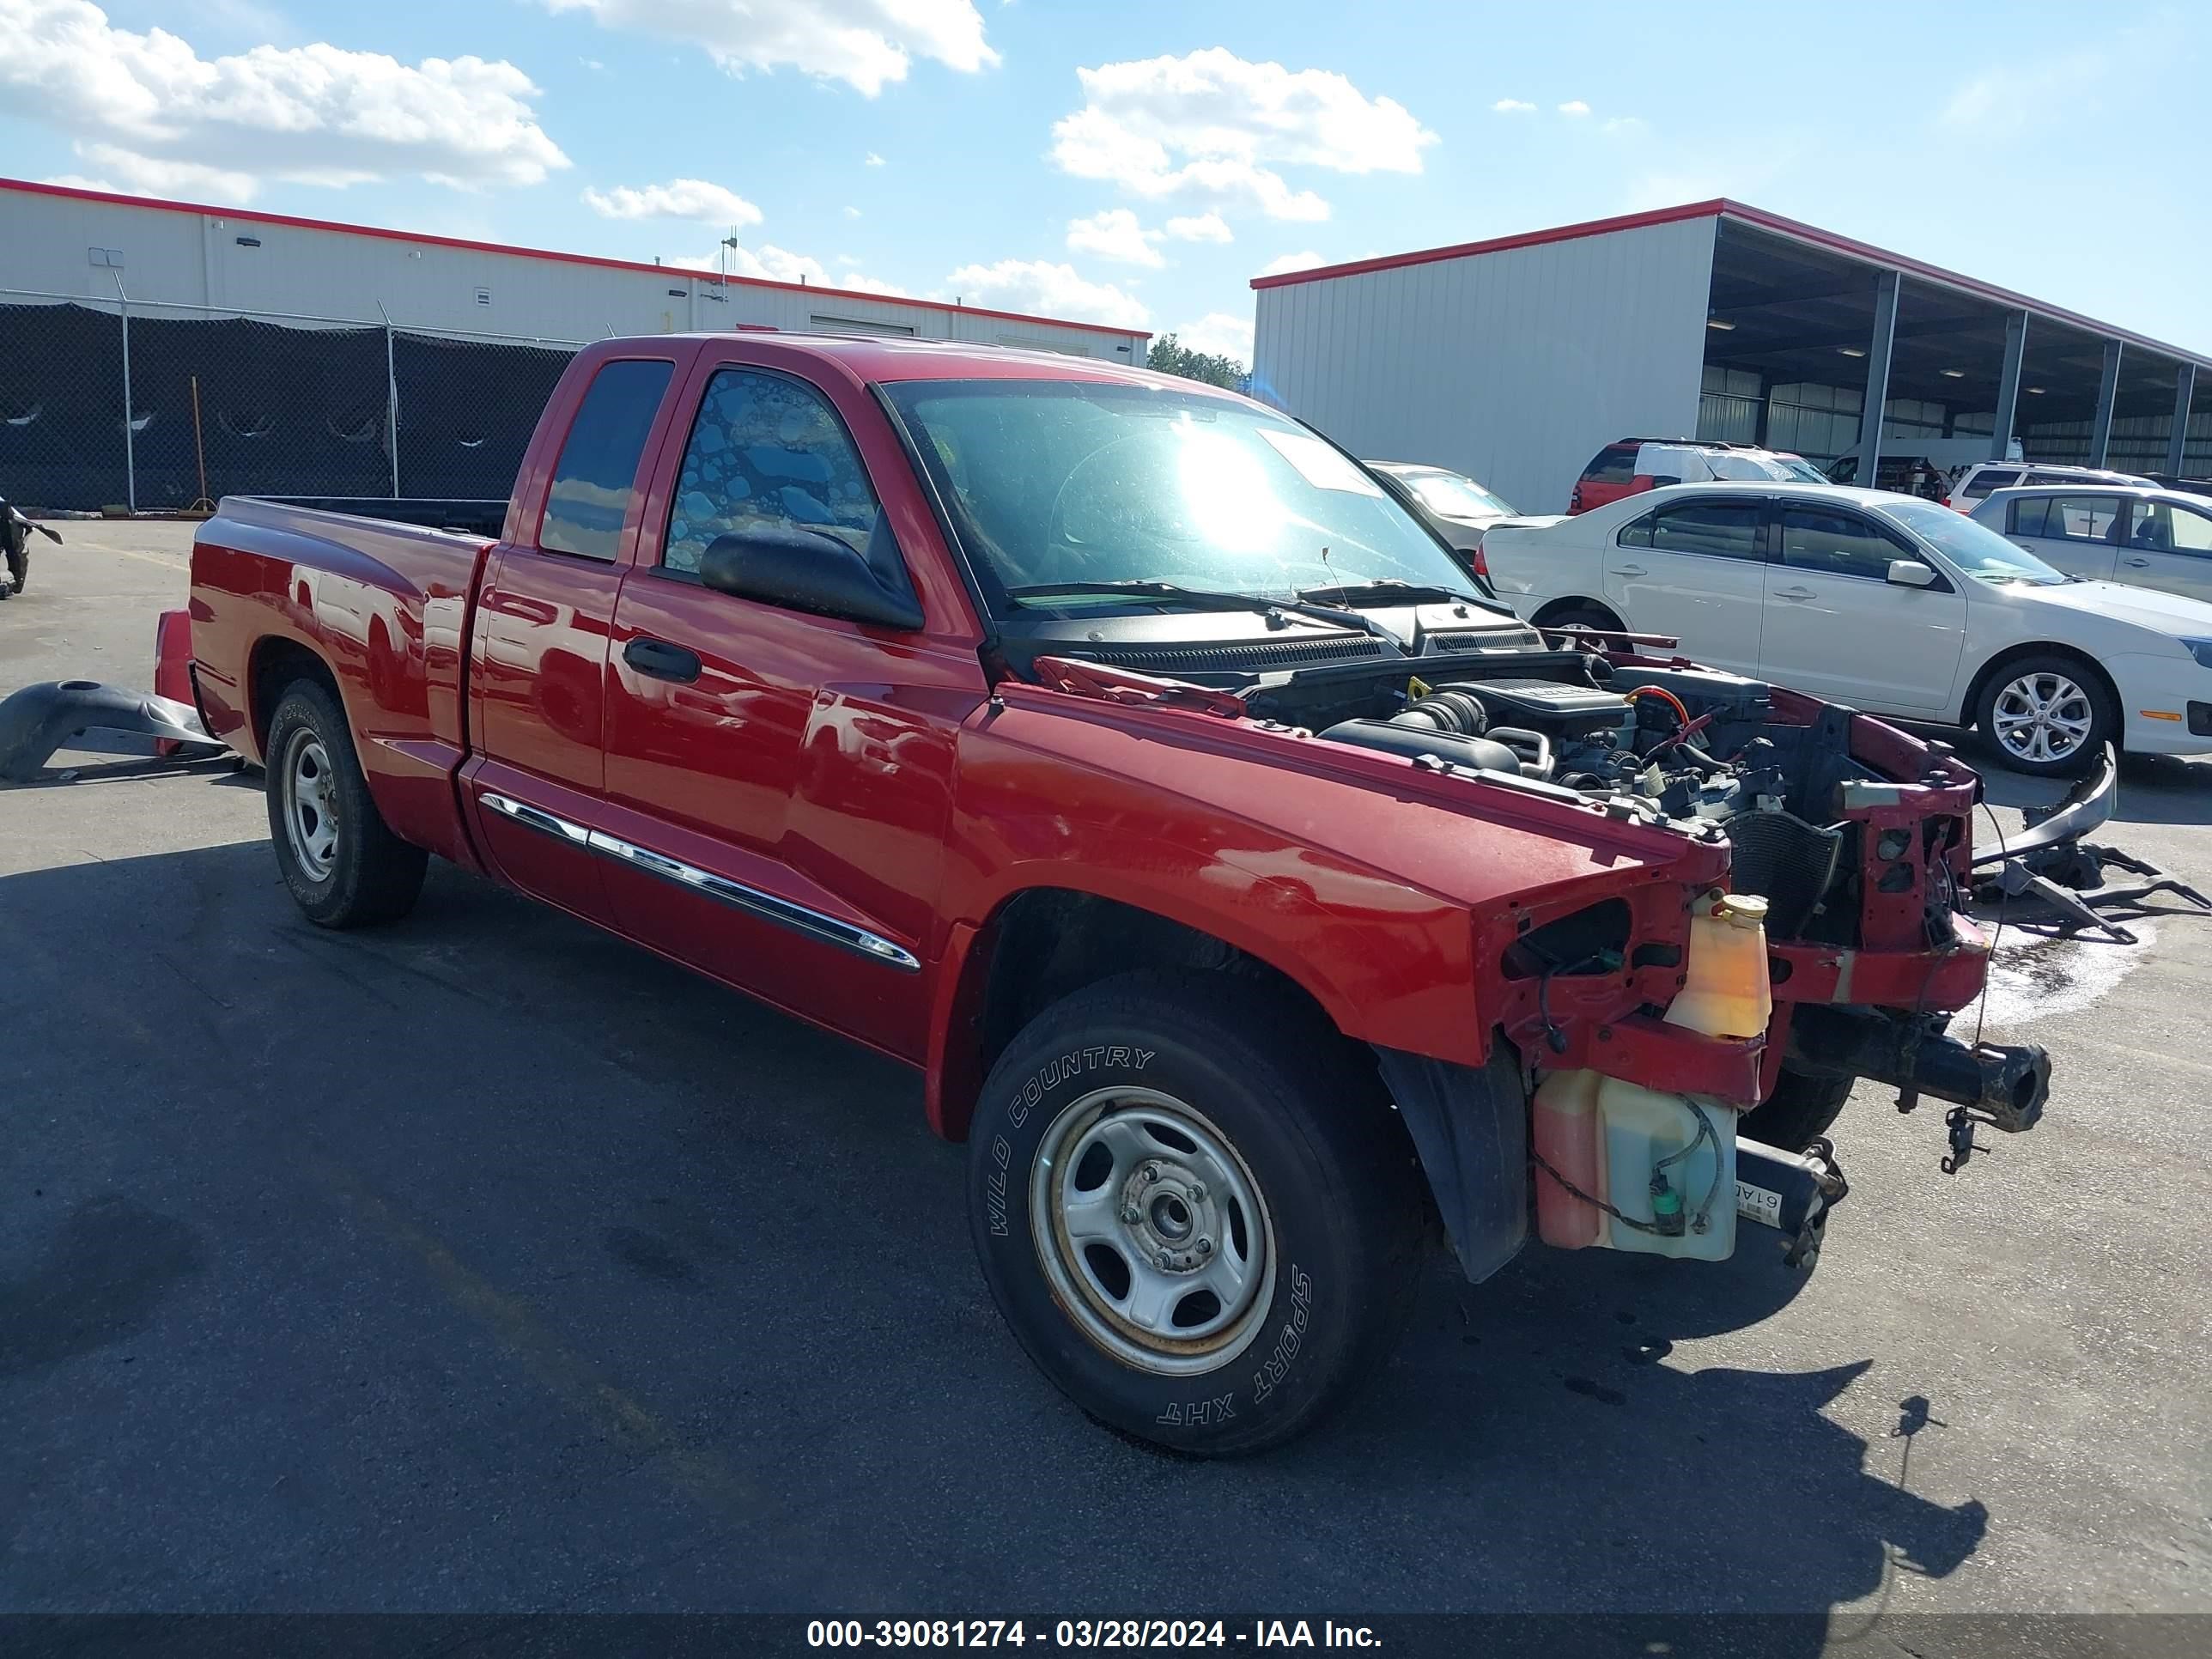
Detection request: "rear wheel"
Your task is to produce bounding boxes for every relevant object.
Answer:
[1737,1066,1854,1153]
[968,970,1424,1455]
[264,680,427,927]
[1975,653,2114,777]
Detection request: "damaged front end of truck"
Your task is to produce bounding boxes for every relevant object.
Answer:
[1030,628,2051,1285]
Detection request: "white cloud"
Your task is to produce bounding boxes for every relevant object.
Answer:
[1601,116,1644,137]
[842,204,860,218]
[944,258,1150,328]
[1942,51,2114,137]
[1558,100,1591,117]
[864,150,885,166]
[1066,206,1164,267]
[1256,249,1323,277]
[1492,98,1534,114]
[1171,311,1253,362]
[1049,48,1434,222]
[580,56,605,70]
[46,145,258,204]
[672,239,905,295]
[582,178,763,224]
[1164,210,1232,243]
[0,0,568,201]
[543,0,998,97]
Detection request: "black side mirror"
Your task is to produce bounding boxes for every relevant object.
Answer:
[697,524,923,631]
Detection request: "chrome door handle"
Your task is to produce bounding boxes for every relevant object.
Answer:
[1613,563,1647,577]
[1771,586,1816,601]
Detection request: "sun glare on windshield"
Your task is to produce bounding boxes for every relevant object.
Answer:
[1178,421,1287,555]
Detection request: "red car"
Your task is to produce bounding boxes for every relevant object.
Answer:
[178,335,2047,1454]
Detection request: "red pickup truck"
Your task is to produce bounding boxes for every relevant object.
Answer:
[183,334,2049,1454]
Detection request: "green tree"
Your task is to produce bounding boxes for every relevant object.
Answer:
[1146,333,1248,392]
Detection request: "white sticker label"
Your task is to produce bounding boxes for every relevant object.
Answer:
[1257,427,1384,496]
[1735,1181,1784,1228]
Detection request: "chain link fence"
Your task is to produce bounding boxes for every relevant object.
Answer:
[0,288,586,512]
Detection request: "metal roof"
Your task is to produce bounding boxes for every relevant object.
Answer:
[1251,199,2209,372]
[0,176,1152,343]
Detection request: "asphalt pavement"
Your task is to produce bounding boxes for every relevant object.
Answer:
[3,521,2209,1650]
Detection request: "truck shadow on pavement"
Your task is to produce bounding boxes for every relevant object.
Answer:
[0,832,1985,1631]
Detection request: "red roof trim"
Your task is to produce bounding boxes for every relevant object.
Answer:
[0,175,1151,343]
[1248,201,1729,290]
[1251,197,2209,370]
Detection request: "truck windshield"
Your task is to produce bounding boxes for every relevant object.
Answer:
[882,379,1484,613]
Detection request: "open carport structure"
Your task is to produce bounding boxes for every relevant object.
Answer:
[1251,200,2212,514]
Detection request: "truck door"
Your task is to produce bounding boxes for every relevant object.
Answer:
[597,356,988,1060]
[463,355,678,921]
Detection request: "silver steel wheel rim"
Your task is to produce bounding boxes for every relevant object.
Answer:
[1992,672,2094,764]
[281,729,340,881]
[1030,1086,1277,1376]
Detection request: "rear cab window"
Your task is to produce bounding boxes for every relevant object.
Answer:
[537,358,676,560]
[1960,467,2019,500]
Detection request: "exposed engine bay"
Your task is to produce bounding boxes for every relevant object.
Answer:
[1240,647,1916,945]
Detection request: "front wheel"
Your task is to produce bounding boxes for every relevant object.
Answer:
[967,971,1425,1455]
[1976,655,2114,777]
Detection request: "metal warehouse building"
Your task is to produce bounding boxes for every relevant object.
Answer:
[1251,199,2212,517]
[0,178,1146,510]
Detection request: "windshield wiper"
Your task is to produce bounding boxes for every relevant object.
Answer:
[1005,580,1412,653]
[1296,579,1494,609]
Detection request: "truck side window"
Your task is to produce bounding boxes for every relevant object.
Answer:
[538,358,675,561]
[663,368,884,578]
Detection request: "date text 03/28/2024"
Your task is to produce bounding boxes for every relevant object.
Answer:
[805,1620,1382,1649]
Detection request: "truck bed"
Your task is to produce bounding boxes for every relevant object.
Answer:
[189,495,498,866]
[248,497,512,538]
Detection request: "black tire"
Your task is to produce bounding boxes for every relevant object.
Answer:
[1737,1066,1854,1153]
[1540,604,1627,651]
[967,970,1425,1456]
[3,548,24,597]
[264,679,427,927]
[1972,653,2116,778]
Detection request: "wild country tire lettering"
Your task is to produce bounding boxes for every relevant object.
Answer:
[986,1046,1155,1237]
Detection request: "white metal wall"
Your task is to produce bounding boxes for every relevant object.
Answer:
[0,185,1143,358]
[1252,216,1718,514]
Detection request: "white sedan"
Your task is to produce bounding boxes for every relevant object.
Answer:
[1480,481,2212,775]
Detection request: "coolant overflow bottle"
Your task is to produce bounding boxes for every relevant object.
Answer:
[1664,890,1773,1040]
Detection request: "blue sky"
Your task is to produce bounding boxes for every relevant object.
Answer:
[3,1,2206,361]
